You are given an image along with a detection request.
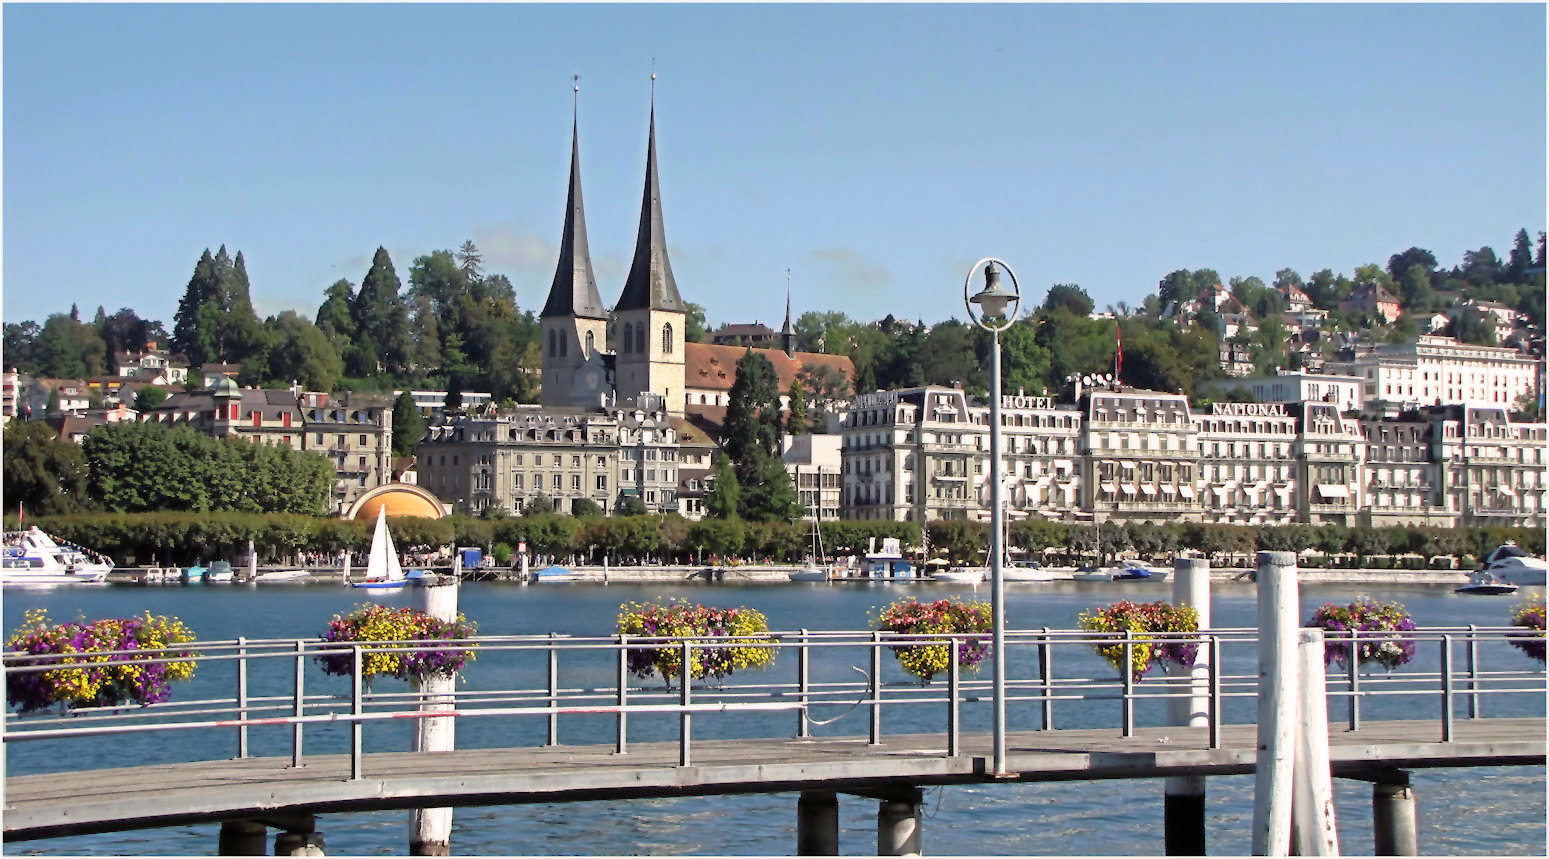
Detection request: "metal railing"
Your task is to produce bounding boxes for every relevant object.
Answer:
[3,625,1542,783]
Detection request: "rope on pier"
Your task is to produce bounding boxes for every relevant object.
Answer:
[802,666,871,727]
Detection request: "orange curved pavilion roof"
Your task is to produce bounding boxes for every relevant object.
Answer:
[346,483,447,521]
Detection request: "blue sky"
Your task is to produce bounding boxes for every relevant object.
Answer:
[4,3,1544,333]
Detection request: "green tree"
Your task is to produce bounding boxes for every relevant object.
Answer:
[2,420,91,515]
[617,496,649,517]
[522,495,555,516]
[134,386,168,410]
[351,247,411,375]
[685,302,709,343]
[705,458,741,519]
[1043,283,1095,316]
[32,313,107,379]
[786,378,809,435]
[252,311,343,391]
[391,391,425,457]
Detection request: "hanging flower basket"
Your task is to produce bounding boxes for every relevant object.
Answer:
[1507,593,1545,663]
[5,609,199,715]
[316,605,478,684]
[1305,595,1416,672]
[1077,600,1199,680]
[616,599,777,687]
[873,597,992,684]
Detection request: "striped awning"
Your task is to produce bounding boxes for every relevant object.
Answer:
[1179,485,1196,499]
[1139,484,1157,496]
[1317,484,1348,499]
[1100,482,1117,494]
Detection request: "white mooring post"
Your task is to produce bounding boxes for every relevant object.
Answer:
[1252,550,1299,856]
[1293,628,1340,855]
[1165,556,1211,855]
[341,550,351,585]
[408,579,460,855]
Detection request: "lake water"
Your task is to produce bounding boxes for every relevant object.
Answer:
[4,579,1544,855]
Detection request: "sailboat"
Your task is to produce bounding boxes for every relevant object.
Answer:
[788,512,834,582]
[350,507,406,591]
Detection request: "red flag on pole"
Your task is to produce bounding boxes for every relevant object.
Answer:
[18,501,23,525]
[1115,323,1123,379]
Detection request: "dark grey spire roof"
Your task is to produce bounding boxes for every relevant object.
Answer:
[781,274,793,335]
[615,106,685,313]
[542,117,608,320]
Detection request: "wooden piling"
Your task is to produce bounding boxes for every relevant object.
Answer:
[1293,628,1340,855]
[409,580,459,855]
[1165,556,1211,855]
[218,819,267,855]
[1252,551,1299,856]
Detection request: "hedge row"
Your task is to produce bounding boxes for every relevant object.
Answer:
[3,513,1540,568]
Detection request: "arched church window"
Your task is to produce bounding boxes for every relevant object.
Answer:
[621,323,633,353]
[585,331,595,356]
[662,323,674,355]
[548,330,557,357]
[634,325,647,355]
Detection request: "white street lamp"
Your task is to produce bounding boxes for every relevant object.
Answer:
[963,257,1020,777]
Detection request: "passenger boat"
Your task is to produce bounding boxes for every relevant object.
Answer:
[206,560,234,584]
[1,528,111,587]
[1454,570,1518,596]
[1478,544,1548,587]
[350,506,406,591]
[181,564,207,584]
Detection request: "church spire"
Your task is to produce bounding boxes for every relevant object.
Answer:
[541,76,607,320]
[781,268,795,357]
[615,76,684,313]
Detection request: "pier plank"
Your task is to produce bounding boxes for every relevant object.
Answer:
[5,717,1543,842]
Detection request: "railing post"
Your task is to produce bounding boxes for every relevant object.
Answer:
[1208,635,1222,750]
[1039,626,1053,731]
[616,634,628,755]
[947,636,960,757]
[869,631,883,746]
[1465,624,1480,719]
[236,636,249,759]
[1121,629,1134,738]
[291,640,305,767]
[1440,635,1453,743]
[547,632,559,746]
[1347,628,1361,732]
[796,629,810,738]
[679,639,692,767]
[351,644,363,780]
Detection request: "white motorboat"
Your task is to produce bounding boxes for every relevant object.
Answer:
[788,564,833,583]
[1,528,111,587]
[350,507,406,591]
[1478,544,1547,587]
[1003,562,1058,583]
[1455,570,1518,596]
[932,567,986,584]
[533,565,584,583]
[256,569,311,584]
[1112,559,1169,581]
[206,561,235,584]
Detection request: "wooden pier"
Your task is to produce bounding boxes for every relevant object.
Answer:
[5,717,1543,845]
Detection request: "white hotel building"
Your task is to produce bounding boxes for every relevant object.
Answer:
[839,384,1544,529]
[1340,335,1541,411]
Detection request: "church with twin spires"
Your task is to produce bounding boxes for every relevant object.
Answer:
[537,84,853,423]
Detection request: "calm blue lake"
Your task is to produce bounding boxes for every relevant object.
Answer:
[4,580,1544,855]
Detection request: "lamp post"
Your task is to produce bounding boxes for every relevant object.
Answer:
[964,258,1020,777]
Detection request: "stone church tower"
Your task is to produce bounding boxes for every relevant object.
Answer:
[539,88,611,409]
[612,92,686,415]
